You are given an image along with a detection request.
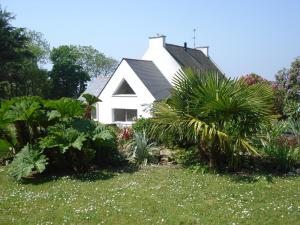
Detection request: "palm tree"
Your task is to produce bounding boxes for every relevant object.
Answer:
[151,69,274,169]
[82,93,101,120]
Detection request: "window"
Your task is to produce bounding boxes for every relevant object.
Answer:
[91,107,97,119]
[113,109,137,122]
[113,79,136,95]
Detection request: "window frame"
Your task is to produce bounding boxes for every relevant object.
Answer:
[112,108,138,122]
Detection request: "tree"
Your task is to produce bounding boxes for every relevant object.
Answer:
[50,45,118,78]
[240,73,269,86]
[24,30,51,66]
[74,45,118,77]
[274,57,300,119]
[0,7,31,65]
[151,69,273,169]
[49,46,90,98]
[0,6,33,99]
[0,6,50,100]
[82,93,101,119]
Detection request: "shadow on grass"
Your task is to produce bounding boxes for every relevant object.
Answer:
[226,172,298,184]
[230,174,260,183]
[21,165,139,185]
[226,172,278,184]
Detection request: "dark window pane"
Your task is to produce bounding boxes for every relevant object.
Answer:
[114,109,126,121]
[114,80,135,95]
[126,109,137,121]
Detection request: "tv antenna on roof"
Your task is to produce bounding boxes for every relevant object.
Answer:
[193,28,196,48]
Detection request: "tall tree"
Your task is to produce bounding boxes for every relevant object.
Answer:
[24,30,51,66]
[49,46,90,99]
[0,6,32,99]
[73,45,118,77]
[0,6,50,99]
[50,45,118,78]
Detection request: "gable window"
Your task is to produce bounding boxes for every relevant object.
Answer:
[113,109,137,122]
[113,79,136,95]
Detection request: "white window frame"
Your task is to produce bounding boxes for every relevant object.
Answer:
[112,108,137,122]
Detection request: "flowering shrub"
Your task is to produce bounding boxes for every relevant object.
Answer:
[274,57,300,119]
[240,73,269,86]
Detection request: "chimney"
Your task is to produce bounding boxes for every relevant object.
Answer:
[184,42,187,51]
[148,35,166,48]
[196,46,209,57]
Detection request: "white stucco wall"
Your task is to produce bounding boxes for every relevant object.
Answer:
[97,60,155,124]
[142,36,181,84]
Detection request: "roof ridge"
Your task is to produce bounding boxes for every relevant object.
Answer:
[165,43,199,51]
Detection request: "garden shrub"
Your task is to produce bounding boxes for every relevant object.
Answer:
[39,118,118,172]
[0,96,122,180]
[94,146,127,168]
[93,124,126,167]
[132,118,152,134]
[258,120,300,172]
[174,146,211,174]
[174,146,200,167]
[263,141,300,172]
[127,130,159,166]
[133,117,192,148]
[8,144,48,181]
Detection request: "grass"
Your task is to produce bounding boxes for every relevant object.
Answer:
[0,166,299,225]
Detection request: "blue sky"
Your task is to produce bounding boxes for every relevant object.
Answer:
[1,0,300,80]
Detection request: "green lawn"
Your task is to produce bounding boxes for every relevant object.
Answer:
[0,166,299,225]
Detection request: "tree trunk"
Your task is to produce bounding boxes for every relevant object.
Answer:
[197,140,209,163]
[84,106,92,120]
[209,135,221,169]
[15,121,30,152]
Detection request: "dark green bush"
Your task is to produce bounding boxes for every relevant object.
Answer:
[174,146,200,167]
[132,118,152,133]
[1,96,121,180]
[133,117,193,148]
[174,146,211,174]
[263,141,300,172]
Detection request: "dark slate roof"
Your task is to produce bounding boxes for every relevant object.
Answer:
[124,58,171,100]
[78,76,110,100]
[165,43,222,74]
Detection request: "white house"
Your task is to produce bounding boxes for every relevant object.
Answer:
[82,35,221,126]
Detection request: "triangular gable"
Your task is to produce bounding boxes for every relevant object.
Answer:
[125,58,171,100]
[113,79,136,95]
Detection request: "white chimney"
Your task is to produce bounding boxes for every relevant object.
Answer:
[148,35,166,48]
[196,46,209,57]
